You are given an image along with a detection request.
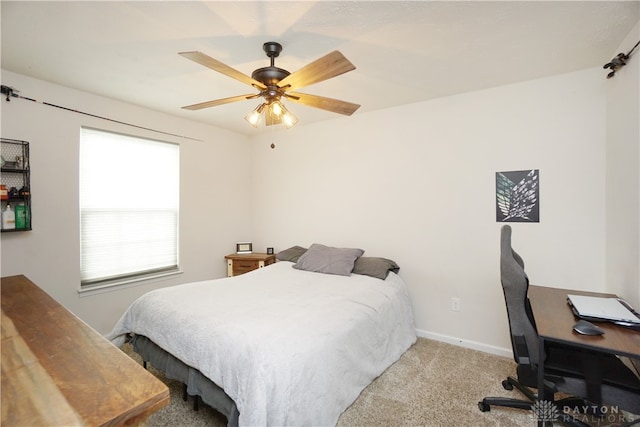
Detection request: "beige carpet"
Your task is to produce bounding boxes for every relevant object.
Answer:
[122,337,543,426]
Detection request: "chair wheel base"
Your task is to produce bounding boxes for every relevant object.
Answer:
[478,401,491,412]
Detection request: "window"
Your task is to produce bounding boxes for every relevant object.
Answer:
[79,128,179,288]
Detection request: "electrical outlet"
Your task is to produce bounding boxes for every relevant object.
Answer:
[451,297,461,312]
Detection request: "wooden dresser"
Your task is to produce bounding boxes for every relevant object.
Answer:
[224,253,276,277]
[1,275,169,426]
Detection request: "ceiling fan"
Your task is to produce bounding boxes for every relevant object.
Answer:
[179,42,360,128]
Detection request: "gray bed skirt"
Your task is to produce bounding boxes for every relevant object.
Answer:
[130,334,240,427]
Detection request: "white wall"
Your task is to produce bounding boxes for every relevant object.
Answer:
[605,21,640,308]
[250,67,609,354]
[0,70,251,334]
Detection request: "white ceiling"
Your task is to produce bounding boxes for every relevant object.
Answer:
[2,1,638,136]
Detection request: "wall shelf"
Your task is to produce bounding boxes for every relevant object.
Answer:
[1,138,31,232]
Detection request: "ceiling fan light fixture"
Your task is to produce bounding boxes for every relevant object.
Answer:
[269,100,285,118]
[244,103,266,127]
[270,101,298,128]
[282,110,298,129]
[245,100,298,129]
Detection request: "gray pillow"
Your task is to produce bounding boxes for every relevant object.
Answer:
[352,257,400,280]
[276,246,307,263]
[293,243,364,276]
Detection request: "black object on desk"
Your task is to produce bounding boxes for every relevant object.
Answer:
[572,319,604,336]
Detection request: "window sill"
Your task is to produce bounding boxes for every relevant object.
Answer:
[78,269,183,297]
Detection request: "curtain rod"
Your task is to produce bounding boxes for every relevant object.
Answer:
[1,85,203,142]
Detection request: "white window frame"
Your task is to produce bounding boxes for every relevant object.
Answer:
[79,127,180,290]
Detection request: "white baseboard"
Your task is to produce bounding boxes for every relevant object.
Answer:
[416,328,513,359]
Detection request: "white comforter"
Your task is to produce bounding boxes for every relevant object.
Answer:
[109,261,416,426]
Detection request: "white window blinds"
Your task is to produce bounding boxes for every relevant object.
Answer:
[80,128,179,286]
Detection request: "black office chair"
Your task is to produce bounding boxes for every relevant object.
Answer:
[479,225,640,425]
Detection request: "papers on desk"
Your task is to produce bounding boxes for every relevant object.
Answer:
[567,295,640,325]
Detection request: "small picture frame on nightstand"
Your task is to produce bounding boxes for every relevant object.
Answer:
[236,242,253,254]
[267,247,274,255]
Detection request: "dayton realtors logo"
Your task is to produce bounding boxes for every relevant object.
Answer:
[531,401,632,425]
[531,400,559,422]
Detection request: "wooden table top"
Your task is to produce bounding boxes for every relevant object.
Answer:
[528,285,640,359]
[1,275,169,426]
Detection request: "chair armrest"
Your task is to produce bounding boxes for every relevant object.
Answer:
[513,335,530,365]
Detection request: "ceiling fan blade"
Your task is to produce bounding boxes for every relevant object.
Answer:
[179,51,267,90]
[182,94,259,111]
[278,51,355,91]
[285,92,360,116]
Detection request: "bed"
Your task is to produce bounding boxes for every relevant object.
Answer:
[109,244,417,426]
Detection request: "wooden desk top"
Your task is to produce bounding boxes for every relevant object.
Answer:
[528,285,640,359]
[1,275,169,426]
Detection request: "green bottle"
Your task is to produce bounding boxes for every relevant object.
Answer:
[15,204,28,229]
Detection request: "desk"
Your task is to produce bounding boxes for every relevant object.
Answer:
[528,285,640,424]
[1,275,170,426]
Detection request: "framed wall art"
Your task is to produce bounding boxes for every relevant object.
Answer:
[496,169,539,222]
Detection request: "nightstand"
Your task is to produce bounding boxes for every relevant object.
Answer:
[224,253,276,277]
